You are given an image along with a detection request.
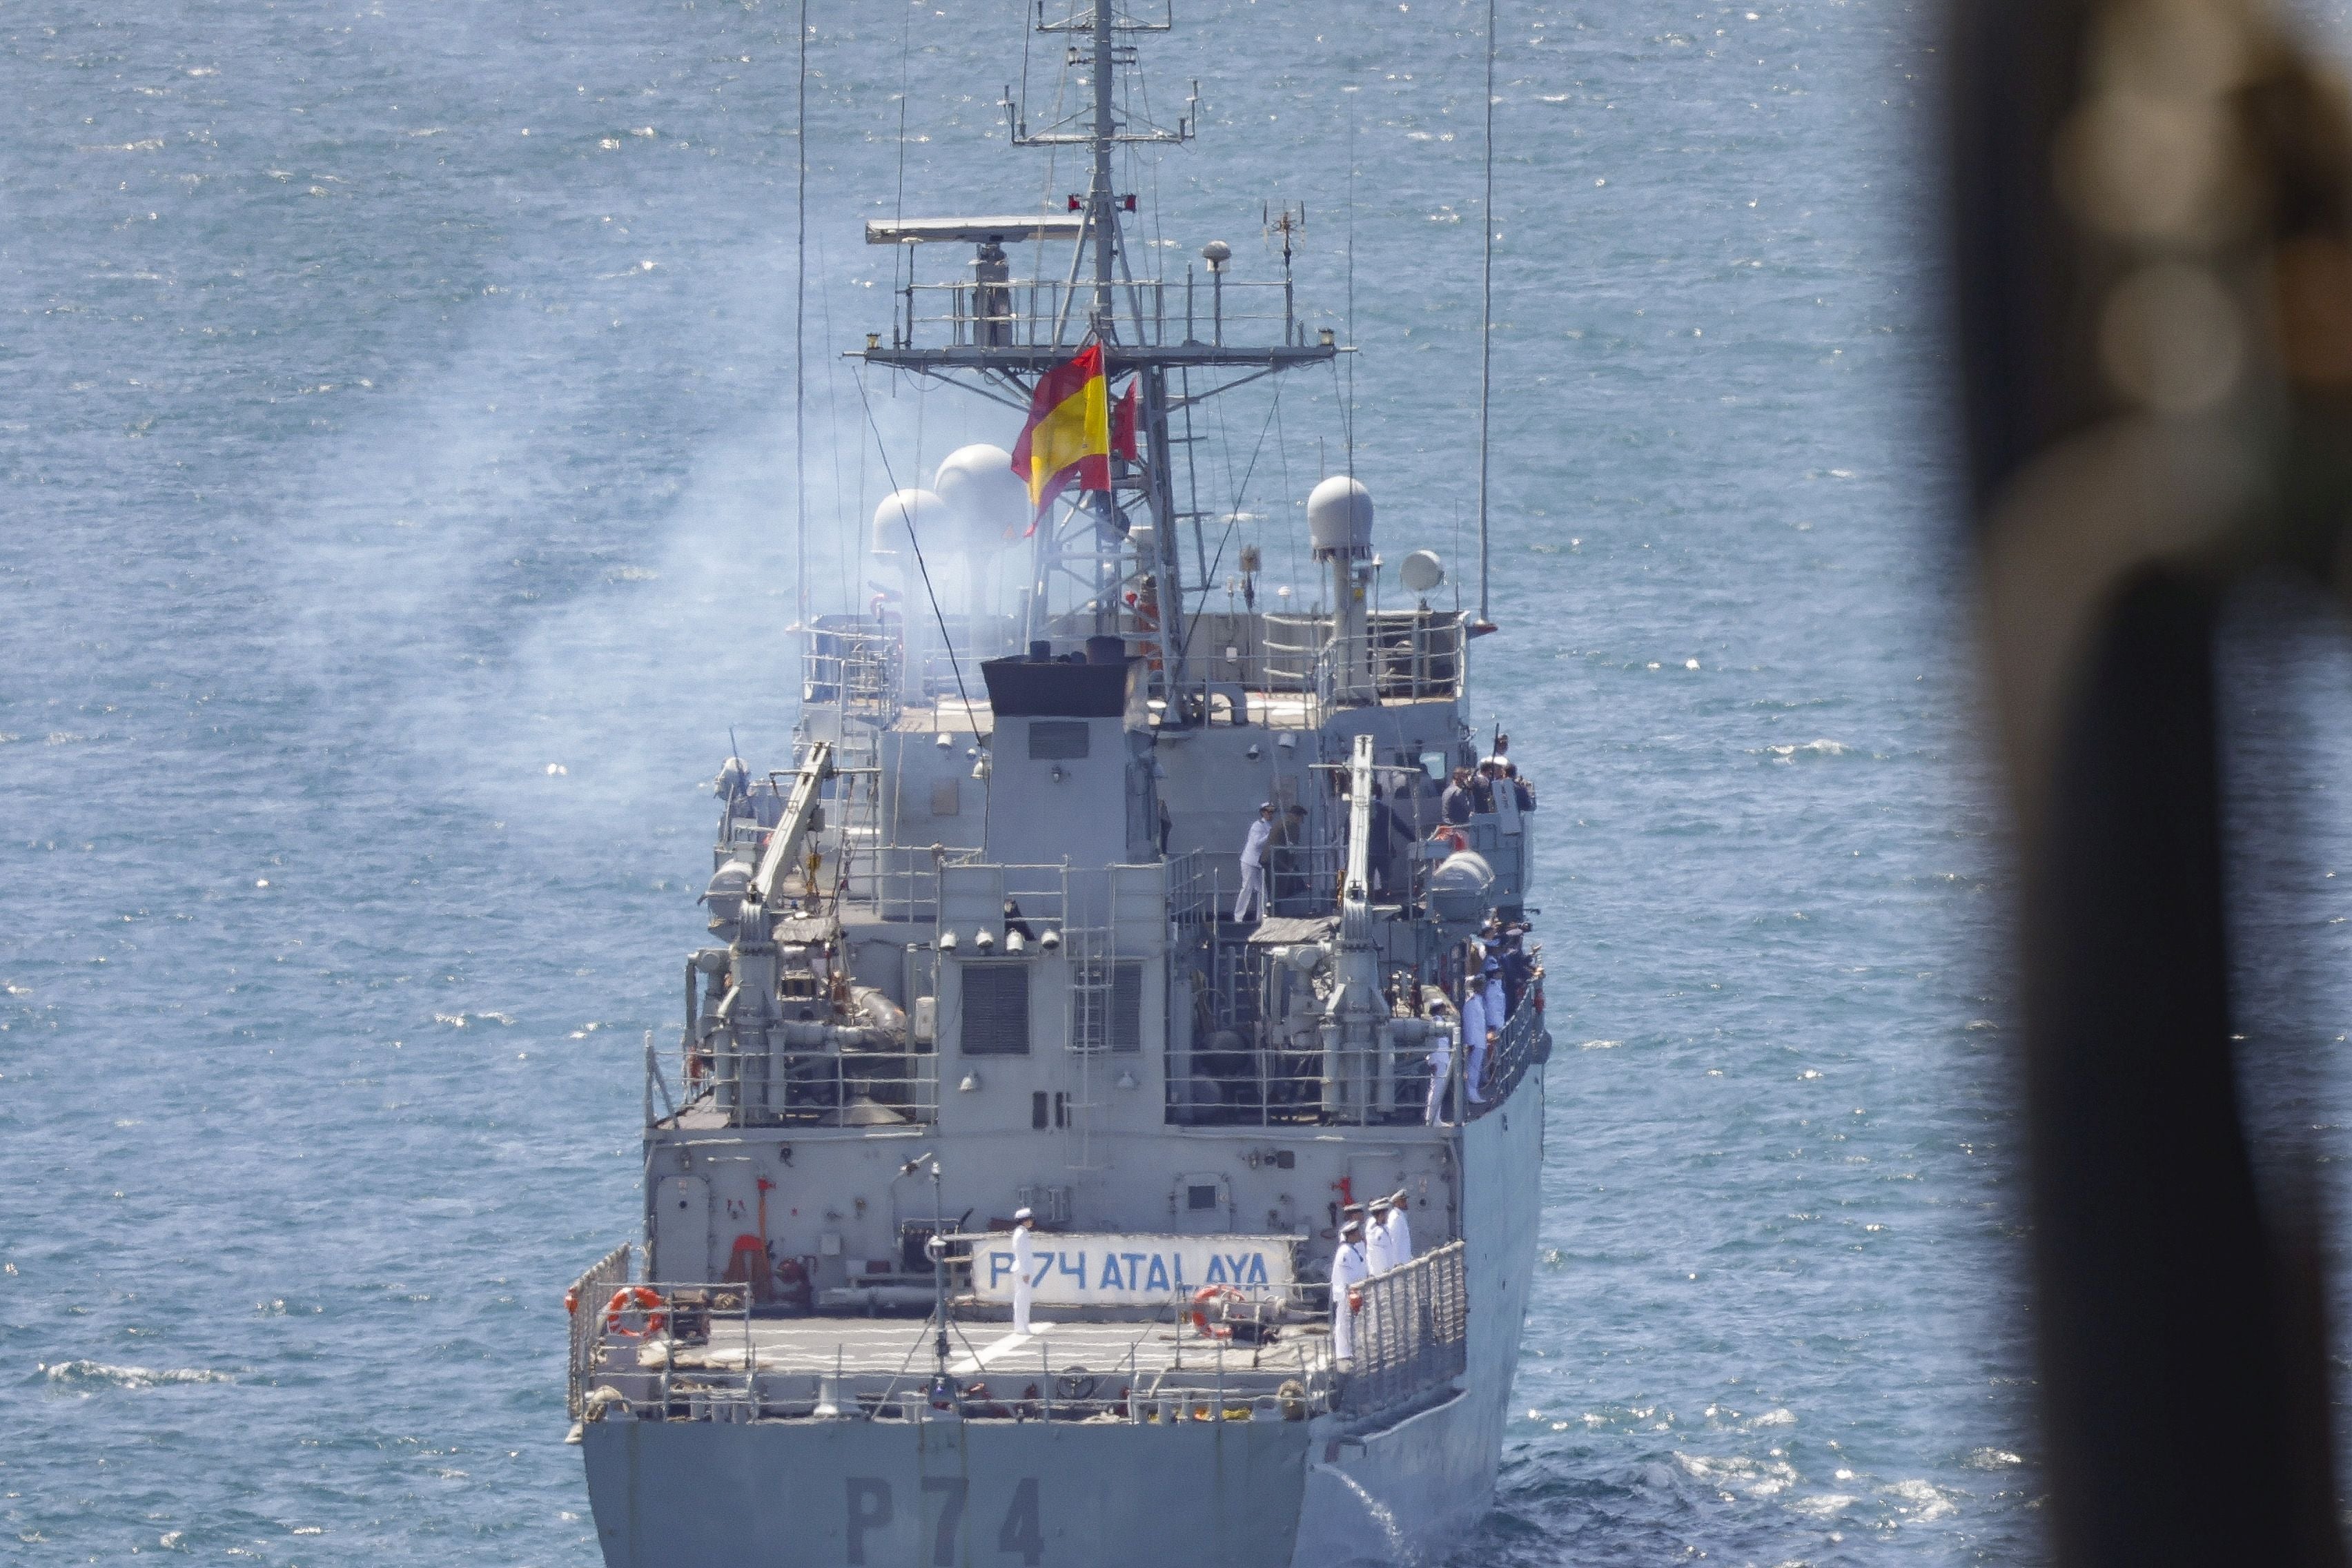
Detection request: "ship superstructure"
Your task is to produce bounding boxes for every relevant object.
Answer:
[567,8,1549,1564]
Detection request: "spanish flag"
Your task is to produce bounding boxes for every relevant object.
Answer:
[1010,344,1114,532]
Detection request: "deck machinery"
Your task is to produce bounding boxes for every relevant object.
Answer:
[567,6,1549,1564]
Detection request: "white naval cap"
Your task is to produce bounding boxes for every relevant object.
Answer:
[1013,1206,1033,1222]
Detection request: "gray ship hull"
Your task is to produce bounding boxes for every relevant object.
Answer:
[584,1076,1545,1568]
[585,1418,1314,1567]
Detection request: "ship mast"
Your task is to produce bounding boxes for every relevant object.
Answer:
[861,0,1340,704]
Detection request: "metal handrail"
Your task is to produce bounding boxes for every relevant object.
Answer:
[894,276,1313,352]
[1465,979,1548,1118]
[568,1274,1343,1426]
[567,1243,634,1420]
[1336,1240,1469,1417]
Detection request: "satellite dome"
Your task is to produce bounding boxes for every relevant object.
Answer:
[871,487,943,557]
[932,444,1028,549]
[1400,549,1446,595]
[1307,475,1374,561]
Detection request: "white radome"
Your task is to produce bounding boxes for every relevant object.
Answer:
[870,487,944,557]
[932,444,1028,550]
[1306,474,1374,560]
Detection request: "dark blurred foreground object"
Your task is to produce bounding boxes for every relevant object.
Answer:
[1952,0,2352,1560]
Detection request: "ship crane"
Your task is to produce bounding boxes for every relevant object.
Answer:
[748,738,834,910]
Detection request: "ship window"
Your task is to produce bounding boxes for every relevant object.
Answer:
[1187,1184,1219,1211]
[1110,961,1144,1053]
[960,964,1030,1055]
[1028,721,1090,761]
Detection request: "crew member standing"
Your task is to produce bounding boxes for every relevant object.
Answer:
[1233,803,1275,923]
[1365,1200,1400,1275]
[1423,1011,1456,1126]
[1330,1219,1371,1364]
[1376,1191,1413,1264]
[1441,767,1476,825]
[1462,972,1496,1104]
[1010,1206,1038,1334]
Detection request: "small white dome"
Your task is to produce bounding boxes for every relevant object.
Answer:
[932,444,1029,550]
[1307,475,1374,560]
[871,487,944,557]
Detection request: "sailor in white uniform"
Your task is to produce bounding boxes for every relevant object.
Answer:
[1010,1207,1037,1334]
[1424,1012,1456,1126]
[1462,972,1496,1103]
[1366,1193,1412,1274]
[1233,803,1275,923]
[1329,1219,1371,1365]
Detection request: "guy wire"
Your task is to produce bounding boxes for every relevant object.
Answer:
[852,366,986,749]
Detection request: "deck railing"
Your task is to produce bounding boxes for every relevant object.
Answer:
[566,1272,1340,1427]
[567,1243,634,1420]
[892,275,1312,353]
[1337,1239,1469,1417]
[1465,981,1549,1120]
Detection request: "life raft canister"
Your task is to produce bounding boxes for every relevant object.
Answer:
[1189,1284,1244,1340]
[602,1285,667,1339]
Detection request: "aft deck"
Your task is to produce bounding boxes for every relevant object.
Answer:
[583,1310,1331,1425]
[654,1311,1330,1384]
[569,1244,1469,1427]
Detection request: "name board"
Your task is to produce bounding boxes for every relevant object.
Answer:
[972,1233,1297,1306]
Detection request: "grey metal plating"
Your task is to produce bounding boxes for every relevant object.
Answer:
[569,5,1548,1564]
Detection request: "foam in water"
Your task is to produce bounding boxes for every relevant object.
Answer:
[41,1361,239,1392]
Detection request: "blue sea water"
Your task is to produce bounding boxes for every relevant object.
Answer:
[14,0,2316,1560]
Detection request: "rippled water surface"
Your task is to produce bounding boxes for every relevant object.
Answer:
[0,0,2219,1560]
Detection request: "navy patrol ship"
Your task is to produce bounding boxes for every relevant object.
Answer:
[565,6,1549,1563]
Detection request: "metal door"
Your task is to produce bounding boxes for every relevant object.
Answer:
[651,1175,709,1283]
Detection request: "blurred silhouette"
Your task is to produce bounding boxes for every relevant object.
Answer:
[1950,0,2352,1560]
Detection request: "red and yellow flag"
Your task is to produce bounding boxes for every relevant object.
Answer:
[1010,344,1111,532]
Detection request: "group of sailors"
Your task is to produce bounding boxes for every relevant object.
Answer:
[1231,737,1537,925]
[1441,734,1537,825]
[1424,919,1541,1126]
[1328,1191,1415,1364]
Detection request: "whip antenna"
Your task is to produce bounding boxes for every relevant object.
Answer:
[1473,0,1498,634]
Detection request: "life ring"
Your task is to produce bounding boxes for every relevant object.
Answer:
[1190,1284,1243,1340]
[602,1285,667,1339]
[564,1286,579,1317]
[1432,826,1467,853]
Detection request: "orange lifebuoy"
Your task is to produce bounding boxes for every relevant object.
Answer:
[1432,826,1467,853]
[564,1286,579,1317]
[1190,1284,1243,1339]
[602,1285,667,1338]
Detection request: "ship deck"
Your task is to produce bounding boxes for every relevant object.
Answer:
[643,1311,1332,1389]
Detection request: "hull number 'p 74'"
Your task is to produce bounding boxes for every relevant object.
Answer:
[848,1477,1044,1567]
